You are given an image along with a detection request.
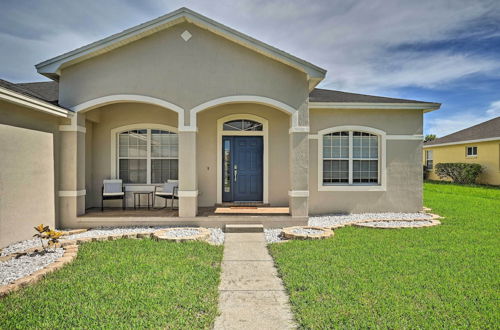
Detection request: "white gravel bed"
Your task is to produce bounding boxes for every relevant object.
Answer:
[357,220,434,228]
[0,248,64,286]
[264,229,283,243]
[309,212,432,227]
[264,212,435,243]
[63,226,225,244]
[1,239,42,257]
[210,228,225,245]
[1,227,225,257]
[291,228,325,235]
[164,229,201,238]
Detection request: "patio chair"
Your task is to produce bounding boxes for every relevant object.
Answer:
[102,179,125,211]
[154,181,179,209]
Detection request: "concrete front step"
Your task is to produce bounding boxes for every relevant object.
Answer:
[224,224,264,233]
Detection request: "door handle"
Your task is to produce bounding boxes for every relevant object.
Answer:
[234,165,238,182]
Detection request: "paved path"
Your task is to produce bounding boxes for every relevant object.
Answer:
[213,232,296,330]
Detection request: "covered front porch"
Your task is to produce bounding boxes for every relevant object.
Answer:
[57,95,310,228]
[77,206,302,229]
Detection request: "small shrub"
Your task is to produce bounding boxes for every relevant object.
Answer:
[434,163,482,184]
[33,224,63,252]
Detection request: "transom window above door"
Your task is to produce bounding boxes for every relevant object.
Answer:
[118,129,178,184]
[223,119,263,131]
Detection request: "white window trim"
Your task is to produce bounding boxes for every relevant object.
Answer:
[318,125,387,191]
[466,146,478,158]
[110,123,178,186]
[216,114,269,204]
[425,150,434,170]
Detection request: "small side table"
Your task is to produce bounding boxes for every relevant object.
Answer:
[133,191,153,210]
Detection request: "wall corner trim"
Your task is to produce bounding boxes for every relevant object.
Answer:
[288,190,310,197]
[289,126,310,134]
[59,125,86,133]
[58,190,86,197]
[177,190,199,197]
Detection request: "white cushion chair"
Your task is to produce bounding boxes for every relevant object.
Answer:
[154,181,179,209]
[102,179,125,211]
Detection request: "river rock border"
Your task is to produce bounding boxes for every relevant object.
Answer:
[152,227,211,242]
[282,226,334,240]
[0,228,213,298]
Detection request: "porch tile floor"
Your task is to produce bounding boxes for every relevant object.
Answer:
[214,232,295,329]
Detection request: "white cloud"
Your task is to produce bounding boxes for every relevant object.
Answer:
[0,0,499,91]
[486,100,500,116]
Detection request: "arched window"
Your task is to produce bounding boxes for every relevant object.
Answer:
[223,119,263,131]
[322,130,379,185]
[118,129,178,184]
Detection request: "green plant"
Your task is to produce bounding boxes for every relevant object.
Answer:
[424,134,436,142]
[33,224,63,252]
[423,165,429,180]
[434,162,482,184]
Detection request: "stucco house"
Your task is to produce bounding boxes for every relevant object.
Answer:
[0,8,440,247]
[424,116,500,185]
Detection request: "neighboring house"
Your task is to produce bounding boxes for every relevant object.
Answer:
[424,117,500,185]
[0,8,440,246]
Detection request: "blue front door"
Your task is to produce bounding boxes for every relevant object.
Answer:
[222,136,263,202]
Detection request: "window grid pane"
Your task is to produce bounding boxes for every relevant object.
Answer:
[223,120,263,131]
[151,159,179,183]
[323,130,379,185]
[118,129,178,184]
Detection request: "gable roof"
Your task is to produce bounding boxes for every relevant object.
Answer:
[0,79,70,117]
[10,81,439,109]
[35,7,326,87]
[424,116,500,147]
[310,88,430,104]
[309,88,440,112]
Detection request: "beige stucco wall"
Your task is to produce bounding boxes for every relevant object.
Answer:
[0,101,60,247]
[58,22,309,126]
[197,103,290,206]
[308,108,424,214]
[85,102,178,207]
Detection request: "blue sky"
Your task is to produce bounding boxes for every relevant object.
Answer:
[1,0,499,136]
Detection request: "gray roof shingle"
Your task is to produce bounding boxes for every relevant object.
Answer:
[5,82,435,106]
[17,81,59,103]
[425,116,500,146]
[309,88,432,103]
[0,79,59,106]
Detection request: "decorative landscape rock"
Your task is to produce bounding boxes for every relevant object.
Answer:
[152,227,211,242]
[282,226,334,240]
[353,219,441,229]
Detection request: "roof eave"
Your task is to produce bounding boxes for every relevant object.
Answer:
[308,102,441,112]
[35,8,326,81]
[423,136,500,148]
[0,86,72,118]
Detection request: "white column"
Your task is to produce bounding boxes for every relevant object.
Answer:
[178,130,198,217]
[58,114,86,227]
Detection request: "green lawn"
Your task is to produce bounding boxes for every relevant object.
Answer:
[269,182,499,328]
[0,239,223,329]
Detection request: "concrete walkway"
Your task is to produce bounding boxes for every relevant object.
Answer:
[213,232,295,330]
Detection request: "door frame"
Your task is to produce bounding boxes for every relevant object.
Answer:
[216,114,269,204]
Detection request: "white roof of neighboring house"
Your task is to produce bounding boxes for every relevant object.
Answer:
[35,7,327,88]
